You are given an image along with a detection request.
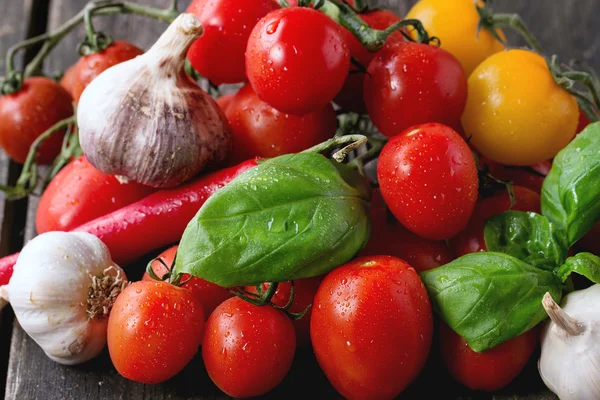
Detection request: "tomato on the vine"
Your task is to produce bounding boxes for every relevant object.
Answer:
[246,7,350,115]
[483,158,551,194]
[377,123,478,240]
[107,281,204,384]
[59,64,78,98]
[576,108,591,134]
[186,0,279,85]
[0,77,73,164]
[223,84,336,164]
[311,255,433,400]
[202,297,296,398]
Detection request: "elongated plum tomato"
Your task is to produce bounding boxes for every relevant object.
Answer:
[406,0,505,77]
[246,7,350,115]
[462,49,578,166]
[364,41,467,137]
[440,322,538,391]
[186,0,279,85]
[143,245,232,318]
[107,281,204,384]
[224,84,336,164]
[0,77,73,164]
[311,255,433,400]
[202,297,296,398]
[377,123,478,240]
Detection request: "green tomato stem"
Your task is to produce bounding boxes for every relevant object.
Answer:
[490,13,544,54]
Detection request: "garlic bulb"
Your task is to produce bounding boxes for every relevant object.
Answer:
[77,13,231,188]
[0,232,127,365]
[539,286,600,400]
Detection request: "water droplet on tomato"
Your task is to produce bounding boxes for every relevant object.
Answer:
[266,20,280,34]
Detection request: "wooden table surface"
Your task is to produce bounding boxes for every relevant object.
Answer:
[0,1,597,399]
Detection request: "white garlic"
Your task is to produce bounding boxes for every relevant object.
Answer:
[77,13,231,188]
[539,286,600,400]
[0,232,127,365]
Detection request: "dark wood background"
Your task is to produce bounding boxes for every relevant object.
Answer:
[0,1,597,399]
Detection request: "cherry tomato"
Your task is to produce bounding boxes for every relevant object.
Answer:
[450,186,541,257]
[377,123,478,240]
[462,49,579,166]
[36,155,155,233]
[215,93,235,114]
[483,158,551,194]
[334,9,402,113]
[70,40,143,103]
[576,108,591,134]
[224,84,336,164]
[107,281,204,384]
[143,245,232,318]
[59,64,78,98]
[186,0,279,85]
[364,41,467,137]
[440,322,538,391]
[244,276,322,347]
[0,77,73,164]
[202,297,296,398]
[311,255,432,400]
[246,7,350,115]
[360,190,453,272]
[406,0,505,77]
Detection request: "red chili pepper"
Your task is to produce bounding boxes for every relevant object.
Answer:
[0,159,258,286]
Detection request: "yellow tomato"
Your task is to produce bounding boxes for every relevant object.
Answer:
[462,49,579,166]
[406,0,505,77]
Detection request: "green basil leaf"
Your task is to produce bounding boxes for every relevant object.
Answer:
[484,211,568,271]
[174,153,371,287]
[556,252,600,283]
[542,121,600,245]
[420,252,562,353]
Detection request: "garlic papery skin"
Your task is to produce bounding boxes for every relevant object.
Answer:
[539,287,600,400]
[77,13,231,188]
[0,232,127,365]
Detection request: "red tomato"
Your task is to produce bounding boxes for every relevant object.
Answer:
[311,255,433,400]
[215,93,235,114]
[244,276,322,347]
[360,190,453,272]
[107,281,204,384]
[143,245,232,318]
[71,40,143,103]
[377,123,478,240]
[484,159,551,194]
[364,41,467,137]
[36,156,155,233]
[0,77,73,164]
[288,0,355,6]
[576,221,600,255]
[334,9,402,113]
[450,186,541,257]
[59,64,78,98]
[440,322,538,391]
[576,108,591,134]
[202,297,296,398]
[246,7,350,115]
[186,0,279,85]
[224,84,336,164]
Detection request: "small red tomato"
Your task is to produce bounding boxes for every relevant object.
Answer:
[311,255,433,400]
[107,281,204,384]
[482,157,551,194]
[576,108,591,134]
[203,297,296,398]
[377,123,478,240]
[440,322,538,391]
[364,41,467,137]
[224,84,336,164]
[246,7,350,115]
[215,93,235,114]
[143,245,232,318]
[0,77,73,164]
[59,64,78,98]
[186,0,279,85]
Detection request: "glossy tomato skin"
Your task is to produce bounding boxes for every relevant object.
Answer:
[59,64,78,98]
[0,77,73,164]
[377,123,478,240]
[440,322,538,391]
[311,255,433,400]
[71,40,143,103]
[364,41,467,137]
[483,158,551,194]
[246,7,350,115]
[36,156,155,233]
[202,297,296,398]
[224,84,336,164]
[215,93,235,114]
[107,281,204,384]
[143,245,232,318]
[186,0,279,85]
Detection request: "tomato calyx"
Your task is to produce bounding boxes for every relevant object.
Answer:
[473,152,515,205]
[229,282,311,321]
[146,253,194,287]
